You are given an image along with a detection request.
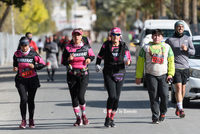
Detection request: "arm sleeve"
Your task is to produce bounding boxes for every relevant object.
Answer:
[13,54,18,67]
[187,38,195,55]
[95,44,105,65]
[167,56,175,77]
[61,48,70,66]
[135,48,146,78]
[34,55,46,70]
[167,46,175,76]
[125,45,132,65]
[87,48,95,62]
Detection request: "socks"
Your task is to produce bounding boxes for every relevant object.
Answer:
[110,111,116,120]
[79,104,86,116]
[177,102,183,110]
[73,106,80,117]
[106,109,112,118]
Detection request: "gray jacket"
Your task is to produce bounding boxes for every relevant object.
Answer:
[165,35,195,69]
[43,42,58,62]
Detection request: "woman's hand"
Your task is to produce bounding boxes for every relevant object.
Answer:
[85,58,91,65]
[68,53,75,61]
[125,59,130,65]
[13,67,18,72]
[29,63,34,69]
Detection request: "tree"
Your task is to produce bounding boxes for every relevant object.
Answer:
[35,0,56,35]
[0,0,49,34]
[0,0,28,32]
[191,0,197,24]
[15,0,49,34]
[183,0,189,24]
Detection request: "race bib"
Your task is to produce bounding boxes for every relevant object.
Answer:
[21,69,33,77]
[151,54,164,64]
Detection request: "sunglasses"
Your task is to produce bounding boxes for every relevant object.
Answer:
[112,33,121,36]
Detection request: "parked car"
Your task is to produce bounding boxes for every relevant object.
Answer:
[133,19,192,88]
[171,35,200,107]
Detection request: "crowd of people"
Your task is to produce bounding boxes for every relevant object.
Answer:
[12,20,195,129]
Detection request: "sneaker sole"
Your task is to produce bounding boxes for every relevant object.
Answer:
[152,121,159,124]
[19,126,26,129]
[179,114,185,118]
[29,126,35,128]
[83,121,90,125]
[111,125,116,128]
[74,122,83,126]
[104,124,111,127]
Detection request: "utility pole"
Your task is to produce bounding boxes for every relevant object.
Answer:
[11,0,15,35]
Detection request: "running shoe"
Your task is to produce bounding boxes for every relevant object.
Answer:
[47,77,51,82]
[82,115,89,125]
[29,119,35,128]
[152,119,159,124]
[159,114,165,122]
[179,109,185,118]
[175,105,180,116]
[104,117,111,127]
[74,116,82,126]
[19,120,27,129]
[110,119,116,127]
[50,77,54,81]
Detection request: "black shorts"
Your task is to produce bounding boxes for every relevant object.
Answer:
[173,69,189,85]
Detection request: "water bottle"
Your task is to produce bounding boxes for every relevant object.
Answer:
[68,64,73,72]
[82,67,86,75]
[124,55,128,68]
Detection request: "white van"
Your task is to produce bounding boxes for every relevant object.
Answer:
[134,19,192,87]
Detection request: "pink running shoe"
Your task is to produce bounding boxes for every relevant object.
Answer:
[29,119,35,128]
[74,117,82,126]
[19,120,27,129]
[175,105,180,116]
[82,115,89,125]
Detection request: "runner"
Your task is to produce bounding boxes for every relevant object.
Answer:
[25,32,39,53]
[13,36,45,129]
[165,20,195,118]
[95,27,131,127]
[43,36,59,82]
[61,29,95,126]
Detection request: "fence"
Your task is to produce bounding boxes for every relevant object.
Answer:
[0,33,21,65]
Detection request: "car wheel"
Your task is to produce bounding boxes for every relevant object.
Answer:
[183,97,190,108]
[171,84,176,103]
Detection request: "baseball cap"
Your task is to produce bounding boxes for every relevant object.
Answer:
[110,27,121,34]
[174,20,184,29]
[20,39,29,46]
[72,29,83,36]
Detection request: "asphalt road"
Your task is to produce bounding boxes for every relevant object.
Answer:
[0,43,200,134]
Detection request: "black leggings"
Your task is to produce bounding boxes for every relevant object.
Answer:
[17,83,37,119]
[67,73,89,107]
[15,76,40,119]
[103,73,125,111]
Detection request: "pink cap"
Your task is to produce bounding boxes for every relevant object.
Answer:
[110,27,121,34]
[72,29,82,36]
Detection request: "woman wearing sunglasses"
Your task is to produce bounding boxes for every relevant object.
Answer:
[95,27,131,127]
